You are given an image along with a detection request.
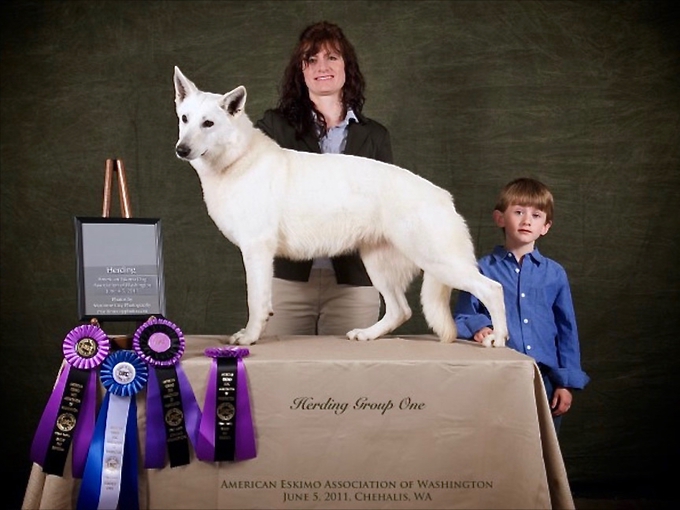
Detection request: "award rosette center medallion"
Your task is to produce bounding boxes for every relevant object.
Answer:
[196,347,256,462]
[30,324,110,477]
[77,350,148,510]
[132,316,201,468]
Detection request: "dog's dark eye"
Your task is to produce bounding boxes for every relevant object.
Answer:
[202,120,214,128]
[181,115,188,123]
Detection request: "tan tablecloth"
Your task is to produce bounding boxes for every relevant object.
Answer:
[23,335,574,509]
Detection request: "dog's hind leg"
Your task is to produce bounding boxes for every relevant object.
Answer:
[421,273,456,343]
[463,273,507,347]
[347,244,418,341]
[347,286,410,341]
[428,261,508,347]
[390,208,508,347]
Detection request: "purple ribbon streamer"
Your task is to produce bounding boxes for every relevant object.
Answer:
[196,361,218,461]
[144,369,165,468]
[235,358,256,459]
[178,364,202,447]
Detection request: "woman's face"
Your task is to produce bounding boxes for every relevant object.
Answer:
[302,43,346,100]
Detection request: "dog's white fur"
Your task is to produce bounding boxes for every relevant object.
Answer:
[173,67,508,347]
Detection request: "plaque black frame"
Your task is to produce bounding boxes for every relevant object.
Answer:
[74,217,166,321]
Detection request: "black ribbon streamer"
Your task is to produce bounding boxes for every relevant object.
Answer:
[154,365,191,467]
[42,367,90,475]
[214,357,238,461]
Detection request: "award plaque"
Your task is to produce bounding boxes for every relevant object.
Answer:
[75,217,166,321]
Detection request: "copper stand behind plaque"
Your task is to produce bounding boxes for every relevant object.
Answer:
[102,158,132,219]
[91,158,134,349]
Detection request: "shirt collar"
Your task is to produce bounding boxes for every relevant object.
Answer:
[345,108,358,124]
[491,245,545,265]
[313,108,357,130]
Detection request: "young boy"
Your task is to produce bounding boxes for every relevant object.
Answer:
[454,178,589,432]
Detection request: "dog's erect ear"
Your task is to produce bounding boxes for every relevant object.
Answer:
[174,66,198,105]
[220,86,247,117]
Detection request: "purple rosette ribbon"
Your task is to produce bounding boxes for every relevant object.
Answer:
[78,350,147,510]
[196,346,256,462]
[132,316,201,469]
[30,324,110,477]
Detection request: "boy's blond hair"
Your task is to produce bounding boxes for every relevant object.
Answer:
[494,178,554,224]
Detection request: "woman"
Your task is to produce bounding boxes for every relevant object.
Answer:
[256,21,393,336]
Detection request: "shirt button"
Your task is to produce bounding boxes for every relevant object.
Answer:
[515,268,520,273]
[527,345,532,350]
[523,318,529,324]
[521,293,526,298]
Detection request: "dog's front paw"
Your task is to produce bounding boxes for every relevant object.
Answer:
[493,334,507,348]
[482,333,507,348]
[482,334,495,348]
[346,328,376,341]
[230,328,259,346]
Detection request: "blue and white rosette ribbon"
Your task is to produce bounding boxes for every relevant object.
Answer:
[30,324,110,477]
[132,316,201,469]
[196,347,256,462]
[78,350,147,510]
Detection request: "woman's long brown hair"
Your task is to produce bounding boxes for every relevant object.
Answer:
[276,21,366,139]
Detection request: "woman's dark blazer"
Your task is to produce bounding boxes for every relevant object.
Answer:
[255,109,394,285]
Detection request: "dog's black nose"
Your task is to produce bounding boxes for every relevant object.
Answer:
[176,145,190,158]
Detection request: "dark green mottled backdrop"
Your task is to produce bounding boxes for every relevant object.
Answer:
[2,1,678,507]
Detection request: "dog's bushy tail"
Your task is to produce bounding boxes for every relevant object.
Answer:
[421,273,457,342]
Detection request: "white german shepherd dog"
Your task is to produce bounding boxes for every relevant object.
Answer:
[173,67,508,347]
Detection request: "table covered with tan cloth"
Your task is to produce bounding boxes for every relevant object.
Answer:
[23,335,574,509]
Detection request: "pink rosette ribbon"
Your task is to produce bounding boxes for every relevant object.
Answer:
[196,347,256,462]
[30,324,110,477]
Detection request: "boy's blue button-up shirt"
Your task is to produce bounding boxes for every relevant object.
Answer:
[454,245,590,390]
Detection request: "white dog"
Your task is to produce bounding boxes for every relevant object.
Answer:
[173,67,508,347]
